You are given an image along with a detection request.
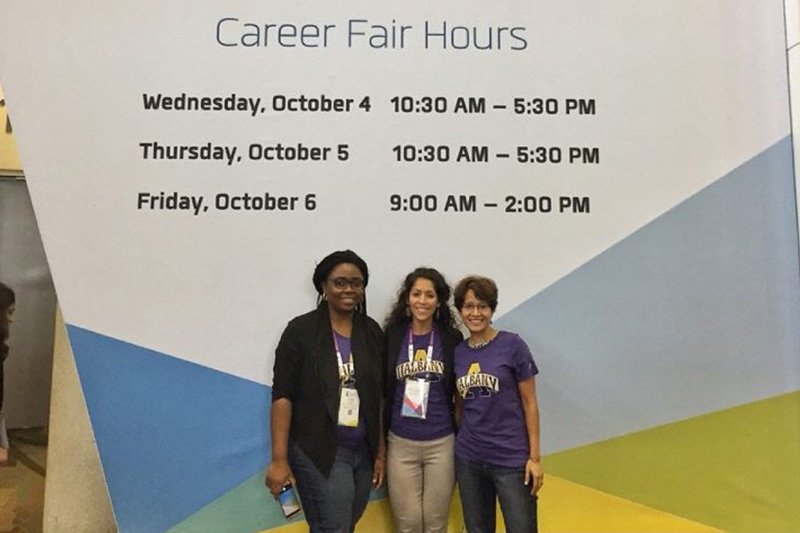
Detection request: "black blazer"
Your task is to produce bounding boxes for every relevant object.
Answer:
[272,303,384,477]
[383,320,463,435]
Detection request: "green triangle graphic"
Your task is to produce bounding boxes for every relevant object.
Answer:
[167,474,301,533]
[545,391,800,532]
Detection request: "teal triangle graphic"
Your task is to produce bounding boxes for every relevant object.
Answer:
[166,474,303,533]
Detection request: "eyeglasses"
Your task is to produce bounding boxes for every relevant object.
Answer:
[462,303,491,313]
[328,277,365,290]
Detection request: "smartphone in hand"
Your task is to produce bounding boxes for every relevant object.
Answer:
[278,483,302,519]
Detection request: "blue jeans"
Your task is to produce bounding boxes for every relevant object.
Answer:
[455,456,538,533]
[289,440,373,533]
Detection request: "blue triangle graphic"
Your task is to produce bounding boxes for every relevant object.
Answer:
[68,325,270,533]
[497,136,800,453]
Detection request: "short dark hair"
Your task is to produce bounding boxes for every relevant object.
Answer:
[454,276,498,312]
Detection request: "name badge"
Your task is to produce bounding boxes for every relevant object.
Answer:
[401,378,430,419]
[338,386,360,427]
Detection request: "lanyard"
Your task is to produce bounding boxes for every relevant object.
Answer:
[332,330,353,378]
[407,326,435,364]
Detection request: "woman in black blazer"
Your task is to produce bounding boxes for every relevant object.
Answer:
[266,250,385,533]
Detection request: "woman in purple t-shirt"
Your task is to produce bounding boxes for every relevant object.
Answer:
[453,276,543,533]
[383,267,463,533]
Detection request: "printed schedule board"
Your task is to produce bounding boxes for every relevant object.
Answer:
[2,1,799,532]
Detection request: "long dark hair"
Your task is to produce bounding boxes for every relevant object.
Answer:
[0,282,15,359]
[385,267,457,331]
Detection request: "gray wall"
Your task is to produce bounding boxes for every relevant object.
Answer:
[0,178,56,428]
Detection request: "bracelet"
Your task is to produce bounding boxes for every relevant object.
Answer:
[528,457,541,462]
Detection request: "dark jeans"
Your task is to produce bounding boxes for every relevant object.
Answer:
[289,440,373,533]
[455,456,538,533]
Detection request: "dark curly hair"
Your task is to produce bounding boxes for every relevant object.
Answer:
[384,267,457,330]
[312,250,369,314]
[0,282,15,359]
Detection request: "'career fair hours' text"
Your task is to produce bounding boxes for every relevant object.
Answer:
[136,93,598,217]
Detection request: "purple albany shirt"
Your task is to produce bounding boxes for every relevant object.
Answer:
[454,331,538,468]
[390,329,455,440]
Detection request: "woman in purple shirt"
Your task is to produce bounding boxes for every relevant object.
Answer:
[383,267,463,533]
[453,276,543,533]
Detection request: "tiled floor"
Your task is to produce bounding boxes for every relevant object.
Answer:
[0,429,46,533]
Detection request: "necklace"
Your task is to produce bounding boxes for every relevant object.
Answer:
[468,331,497,349]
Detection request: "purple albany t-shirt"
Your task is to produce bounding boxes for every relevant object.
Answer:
[454,331,538,468]
[333,332,368,449]
[390,329,455,440]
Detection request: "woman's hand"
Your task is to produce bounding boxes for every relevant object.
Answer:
[265,459,295,497]
[524,458,543,495]
[372,456,386,488]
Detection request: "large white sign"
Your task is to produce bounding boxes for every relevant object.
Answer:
[0,2,788,384]
[1,2,795,532]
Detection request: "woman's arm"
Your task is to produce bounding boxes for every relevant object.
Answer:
[266,398,296,495]
[454,393,463,428]
[373,397,386,488]
[372,319,387,488]
[519,377,543,494]
[265,322,303,496]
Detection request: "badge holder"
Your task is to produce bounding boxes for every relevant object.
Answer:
[338,380,360,427]
[401,378,430,419]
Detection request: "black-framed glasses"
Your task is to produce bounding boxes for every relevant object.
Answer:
[462,302,491,313]
[328,277,365,290]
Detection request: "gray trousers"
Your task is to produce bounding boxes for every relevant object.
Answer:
[387,431,456,533]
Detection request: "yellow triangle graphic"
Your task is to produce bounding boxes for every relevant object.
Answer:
[260,475,723,532]
[540,475,723,533]
[261,499,394,533]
